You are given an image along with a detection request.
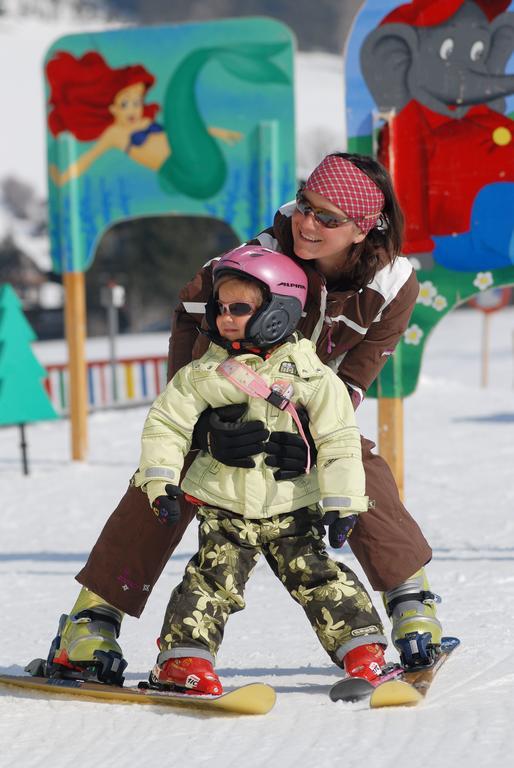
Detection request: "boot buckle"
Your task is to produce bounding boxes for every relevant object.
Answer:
[396,631,438,669]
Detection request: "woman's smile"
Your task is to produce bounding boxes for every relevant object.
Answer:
[298,229,322,244]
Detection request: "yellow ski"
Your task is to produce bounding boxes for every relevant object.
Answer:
[370,637,460,708]
[0,673,276,716]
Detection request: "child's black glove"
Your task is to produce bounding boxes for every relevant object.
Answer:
[321,511,358,549]
[264,406,317,480]
[152,484,182,527]
[193,404,269,468]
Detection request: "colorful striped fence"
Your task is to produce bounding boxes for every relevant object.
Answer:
[44,355,169,415]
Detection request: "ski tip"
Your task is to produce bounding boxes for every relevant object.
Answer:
[329,677,374,703]
[238,683,276,714]
[24,658,47,677]
[208,682,276,715]
[441,636,460,652]
[370,680,423,708]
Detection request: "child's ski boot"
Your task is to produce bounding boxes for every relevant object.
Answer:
[45,587,127,685]
[343,643,388,683]
[329,643,402,702]
[383,567,443,669]
[150,654,223,695]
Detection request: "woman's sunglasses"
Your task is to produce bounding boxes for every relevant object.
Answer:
[217,300,256,317]
[295,190,353,229]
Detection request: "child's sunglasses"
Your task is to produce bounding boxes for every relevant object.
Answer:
[217,300,256,317]
[295,190,353,229]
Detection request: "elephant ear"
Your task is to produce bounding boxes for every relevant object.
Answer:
[360,23,418,112]
[487,12,514,75]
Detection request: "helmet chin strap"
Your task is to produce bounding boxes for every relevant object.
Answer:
[197,325,266,355]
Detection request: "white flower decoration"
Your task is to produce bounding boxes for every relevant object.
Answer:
[404,324,424,345]
[432,294,448,312]
[473,272,493,291]
[417,280,437,305]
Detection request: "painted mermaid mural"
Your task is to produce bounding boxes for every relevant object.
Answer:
[47,43,288,200]
[45,20,294,274]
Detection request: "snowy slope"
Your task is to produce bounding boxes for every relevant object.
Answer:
[1,6,513,767]
[1,307,514,767]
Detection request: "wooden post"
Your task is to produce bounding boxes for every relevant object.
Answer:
[63,272,88,459]
[374,106,405,500]
[481,313,490,388]
[378,398,404,501]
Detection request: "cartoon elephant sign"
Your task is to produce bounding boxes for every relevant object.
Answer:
[361,0,514,271]
[345,0,514,397]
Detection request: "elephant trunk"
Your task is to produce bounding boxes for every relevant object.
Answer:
[455,70,514,105]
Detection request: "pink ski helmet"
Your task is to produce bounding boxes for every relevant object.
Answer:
[209,245,308,348]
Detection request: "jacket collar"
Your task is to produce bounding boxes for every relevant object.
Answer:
[208,334,321,378]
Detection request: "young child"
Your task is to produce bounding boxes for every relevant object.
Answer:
[134,244,388,695]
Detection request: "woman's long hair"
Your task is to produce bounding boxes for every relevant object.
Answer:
[46,51,159,141]
[329,152,405,289]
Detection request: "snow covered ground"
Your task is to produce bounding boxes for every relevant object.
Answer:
[1,306,514,767]
[1,5,513,766]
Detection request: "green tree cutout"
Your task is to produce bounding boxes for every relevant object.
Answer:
[0,284,58,426]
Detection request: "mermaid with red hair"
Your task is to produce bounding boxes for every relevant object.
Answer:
[46,44,289,199]
[46,51,242,194]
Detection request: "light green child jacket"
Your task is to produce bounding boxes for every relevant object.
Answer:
[134,335,368,519]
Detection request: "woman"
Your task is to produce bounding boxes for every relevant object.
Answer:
[44,153,443,686]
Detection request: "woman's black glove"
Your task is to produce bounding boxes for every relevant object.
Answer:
[193,404,269,468]
[152,484,182,527]
[321,511,358,548]
[264,406,317,480]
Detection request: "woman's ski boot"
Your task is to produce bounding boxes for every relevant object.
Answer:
[44,587,127,685]
[383,568,443,669]
[150,652,222,695]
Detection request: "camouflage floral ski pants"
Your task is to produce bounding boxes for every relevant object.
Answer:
[159,506,386,665]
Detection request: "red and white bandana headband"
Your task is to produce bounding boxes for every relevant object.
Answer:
[304,155,385,234]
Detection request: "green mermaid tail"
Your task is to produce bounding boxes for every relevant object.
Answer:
[158,42,290,199]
